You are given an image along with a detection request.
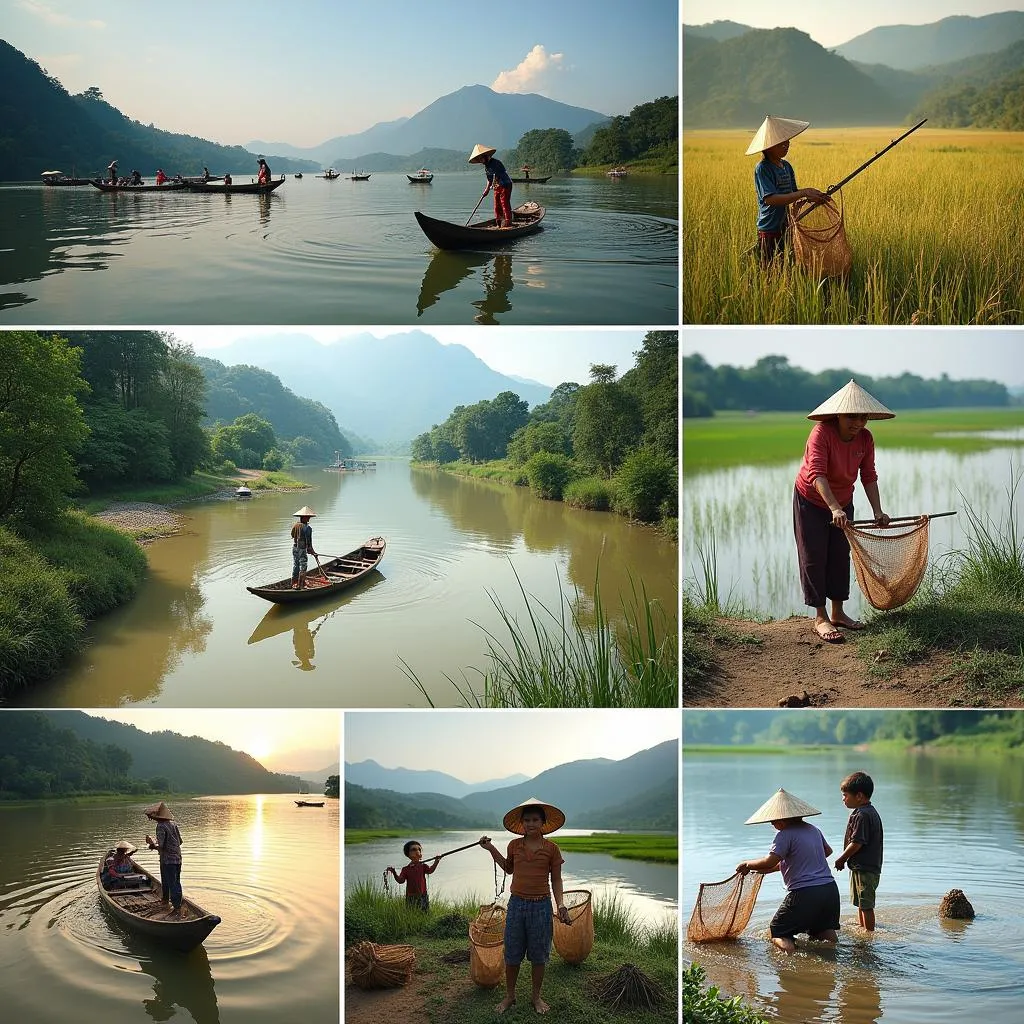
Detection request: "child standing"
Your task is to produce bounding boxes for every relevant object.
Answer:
[480,798,571,1016]
[746,115,828,264]
[835,771,884,931]
[387,840,440,911]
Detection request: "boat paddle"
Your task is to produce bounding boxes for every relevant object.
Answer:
[466,191,487,226]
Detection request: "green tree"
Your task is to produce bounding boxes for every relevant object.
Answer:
[507,421,570,465]
[525,452,575,500]
[614,448,675,521]
[410,432,434,462]
[262,448,285,471]
[0,332,89,521]
[572,365,643,478]
[156,339,209,476]
[232,413,276,460]
[511,128,577,171]
[325,774,340,799]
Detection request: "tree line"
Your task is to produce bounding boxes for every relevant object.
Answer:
[684,354,1014,417]
[411,331,677,523]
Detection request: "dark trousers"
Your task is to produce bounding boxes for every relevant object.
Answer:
[758,229,785,264]
[160,862,183,909]
[793,487,853,607]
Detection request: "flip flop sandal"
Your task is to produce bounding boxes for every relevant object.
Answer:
[815,626,845,644]
[835,620,865,631]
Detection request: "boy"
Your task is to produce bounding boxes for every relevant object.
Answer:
[835,771,884,931]
[387,840,440,911]
[480,798,571,1016]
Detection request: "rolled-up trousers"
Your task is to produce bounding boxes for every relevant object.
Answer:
[793,487,853,607]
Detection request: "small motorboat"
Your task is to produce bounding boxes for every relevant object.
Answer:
[317,169,341,179]
[236,485,252,499]
[246,537,386,604]
[41,170,91,187]
[348,172,371,181]
[414,202,545,250]
[295,800,325,807]
[407,169,434,183]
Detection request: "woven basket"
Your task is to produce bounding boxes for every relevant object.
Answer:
[347,941,416,989]
[553,889,594,964]
[468,904,506,988]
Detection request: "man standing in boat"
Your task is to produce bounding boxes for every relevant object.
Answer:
[290,506,319,590]
[469,144,513,228]
[144,802,185,918]
[107,159,118,184]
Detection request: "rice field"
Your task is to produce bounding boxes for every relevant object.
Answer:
[683,127,1024,324]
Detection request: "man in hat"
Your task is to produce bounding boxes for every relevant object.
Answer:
[746,115,827,264]
[144,802,184,917]
[469,144,514,228]
[101,840,137,889]
[736,789,840,954]
[479,798,571,1015]
[794,380,892,643]
[290,507,319,590]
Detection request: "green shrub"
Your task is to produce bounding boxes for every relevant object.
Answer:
[683,962,768,1024]
[524,452,575,500]
[563,476,615,511]
[262,448,285,471]
[614,448,676,522]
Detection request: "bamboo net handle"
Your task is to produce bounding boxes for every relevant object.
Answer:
[849,511,956,526]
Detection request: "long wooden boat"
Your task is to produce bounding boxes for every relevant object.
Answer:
[183,175,225,184]
[187,177,285,194]
[510,175,551,183]
[246,537,386,604]
[90,180,187,192]
[295,800,325,807]
[96,851,221,952]
[414,202,545,250]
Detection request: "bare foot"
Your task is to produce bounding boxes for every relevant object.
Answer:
[832,613,864,630]
[814,620,845,643]
[496,996,515,1016]
[532,997,551,1014]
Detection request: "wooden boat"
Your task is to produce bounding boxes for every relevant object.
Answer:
[511,175,551,183]
[246,537,386,604]
[42,171,91,186]
[407,170,434,183]
[294,172,303,179]
[317,169,341,179]
[607,166,629,178]
[90,179,187,192]
[414,202,545,250]
[96,851,221,952]
[295,800,325,807]
[183,175,225,184]
[349,172,371,181]
[187,177,285,194]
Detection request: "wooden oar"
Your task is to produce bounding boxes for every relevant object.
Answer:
[466,192,487,226]
[850,511,957,526]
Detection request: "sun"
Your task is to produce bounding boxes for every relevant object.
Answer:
[246,735,275,762]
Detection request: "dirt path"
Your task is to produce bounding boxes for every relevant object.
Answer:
[345,968,482,1024]
[686,615,1024,709]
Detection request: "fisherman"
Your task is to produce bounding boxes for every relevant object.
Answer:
[469,144,514,228]
[290,506,319,590]
[145,802,185,918]
[107,159,118,184]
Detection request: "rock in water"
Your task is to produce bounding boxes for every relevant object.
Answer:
[939,889,975,919]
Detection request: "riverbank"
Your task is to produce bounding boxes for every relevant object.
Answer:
[346,828,454,845]
[0,791,201,809]
[556,834,677,864]
[345,883,677,1024]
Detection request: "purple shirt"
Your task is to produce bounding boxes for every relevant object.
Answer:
[769,822,833,891]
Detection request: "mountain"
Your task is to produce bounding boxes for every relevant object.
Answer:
[835,11,1024,71]
[247,117,411,163]
[345,759,529,798]
[43,712,303,794]
[277,762,340,786]
[249,85,608,165]
[0,40,318,181]
[683,28,903,127]
[345,781,488,830]
[209,331,553,447]
[684,20,755,41]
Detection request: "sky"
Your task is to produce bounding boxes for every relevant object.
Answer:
[171,326,654,388]
[7,0,679,147]
[89,709,340,773]
[681,1,1019,48]
[681,329,1024,386]
[343,710,679,782]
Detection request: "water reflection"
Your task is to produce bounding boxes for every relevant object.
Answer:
[473,253,514,324]
[137,944,220,1024]
[417,249,515,321]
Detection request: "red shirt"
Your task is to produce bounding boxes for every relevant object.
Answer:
[795,421,877,509]
[396,860,435,895]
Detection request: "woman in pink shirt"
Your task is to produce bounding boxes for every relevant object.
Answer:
[794,380,892,643]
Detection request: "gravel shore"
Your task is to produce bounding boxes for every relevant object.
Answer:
[94,502,185,538]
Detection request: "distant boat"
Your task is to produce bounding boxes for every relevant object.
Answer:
[407,169,434,183]
[295,800,325,807]
[607,166,629,178]
[348,172,371,181]
[317,169,341,179]
[414,202,545,250]
[511,173,551,183]
[294,172,303,178]
[236,485,252,499]
[41,170,90,187]
[187,177,285,194]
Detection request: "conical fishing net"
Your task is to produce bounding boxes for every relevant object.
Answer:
[844,517,930,610]
[468,903,506,988]
[788,195,852,279]
[686,871,763,942]
[553,889,594,964]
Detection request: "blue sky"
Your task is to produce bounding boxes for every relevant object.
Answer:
[681,1,1018,48]
[7,0,679,147]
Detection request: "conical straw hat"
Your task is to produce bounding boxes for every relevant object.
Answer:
[744,788,821,824]
[292,506,317,517]
[502,796,566,835]
[745,115,811,155]
[807,379,895,421]
[468,144,496,164]
[144,801,174,820]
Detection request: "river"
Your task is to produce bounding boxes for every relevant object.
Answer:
[11,461,677,708]
[0,794,338,1024]
[683,746,1024,1023]
[346,828,677,929]
[0,173,677,325]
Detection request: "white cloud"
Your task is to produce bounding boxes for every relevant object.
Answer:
[491,44,565,94]
[18,1,105,29]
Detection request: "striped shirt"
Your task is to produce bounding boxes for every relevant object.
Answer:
[155,821,183,864]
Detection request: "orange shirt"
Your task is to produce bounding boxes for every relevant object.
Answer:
[507,837,563,899]
[795,421,877,509]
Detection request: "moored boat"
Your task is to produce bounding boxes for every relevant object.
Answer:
[407,169,434,183]
[317,169,341,179]
[236,485,252,499]
[607,166,629,178]
[96,851,221,952]
[187,177,285,194]
[42,170,91,186]
[295,800,325,807]
[90,179,188,192]
[349,172,371,181]
[246,537,386,604]
[414,202,545,250]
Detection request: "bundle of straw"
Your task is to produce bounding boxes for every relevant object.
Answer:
[347,941,416,989]
[589,963,665,1010]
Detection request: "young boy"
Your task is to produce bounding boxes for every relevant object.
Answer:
[834,771,884,931]
[387,840,440,911]
[746,115,828,264]
[480,798,571,1016]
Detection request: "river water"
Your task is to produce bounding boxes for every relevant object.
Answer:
[683,746,1024,1023]
[0,794,338,1024]
[346,828,677,929]
[0,173,677,325]
[12,462,677,708]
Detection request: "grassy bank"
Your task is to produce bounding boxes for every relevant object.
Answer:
[684,408,1024,472]
[0,791,201,809]
[346,880,677,1024]
[346,828,451,845]
[556,834,677,863]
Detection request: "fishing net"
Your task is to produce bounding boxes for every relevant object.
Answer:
[686,872,763,942]
[844,517,930,610]
[468,904,506,988]
[347,941,416,989]
[553,889,594,964]
[788,195,852,279]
